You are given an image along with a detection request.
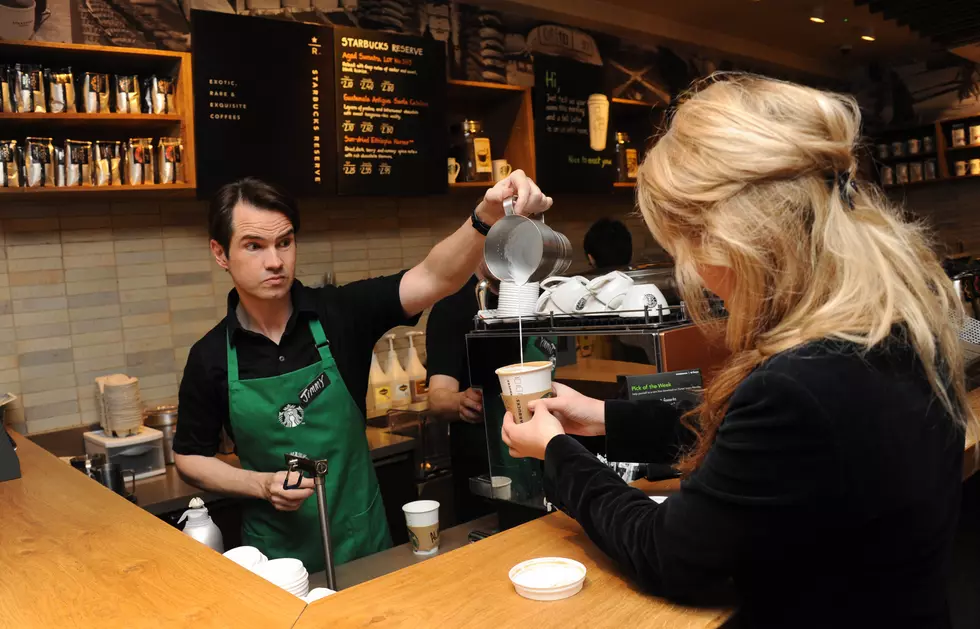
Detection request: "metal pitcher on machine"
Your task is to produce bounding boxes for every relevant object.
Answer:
[484,196,572,285]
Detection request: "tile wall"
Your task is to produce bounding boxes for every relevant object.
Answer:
[0,191,655,435]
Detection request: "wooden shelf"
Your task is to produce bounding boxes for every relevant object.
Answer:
[0,112,181,122]
[0,183,194,197]
[0,40,196,191]
[449,181,493,188]
[947,143,980,152]
[613,181,636,188]
[611,98,657,107]
[877,151,937,161]
[447,79,525,92]
[883,177,945,188]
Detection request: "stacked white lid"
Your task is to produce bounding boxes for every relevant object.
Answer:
[252,557,310,598]
[94,374,143,437]
[509,557,587,601]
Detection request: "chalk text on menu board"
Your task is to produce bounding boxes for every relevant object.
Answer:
[337,34,427,182]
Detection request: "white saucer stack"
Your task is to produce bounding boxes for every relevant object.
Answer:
[95,374,143,437]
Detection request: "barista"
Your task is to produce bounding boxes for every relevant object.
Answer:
[173,173,551,571]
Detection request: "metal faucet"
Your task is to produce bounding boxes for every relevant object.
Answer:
[283,453,335,590]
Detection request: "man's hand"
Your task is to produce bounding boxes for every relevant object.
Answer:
[501,404,565,461]
[476,169,553,226]
[458,387,484,423]
[264,470,314,511]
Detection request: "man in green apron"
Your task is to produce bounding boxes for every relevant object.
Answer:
[173,174,552,572]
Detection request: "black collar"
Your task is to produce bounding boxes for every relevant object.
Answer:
[225,279,318,346]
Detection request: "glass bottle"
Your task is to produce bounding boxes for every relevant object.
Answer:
[614,132,638,182]
[462,119,492,182]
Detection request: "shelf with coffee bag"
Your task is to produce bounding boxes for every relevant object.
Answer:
[447,79,535,188]
[0,39,195,195]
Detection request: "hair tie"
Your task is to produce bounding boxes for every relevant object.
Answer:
[828,171,856,210]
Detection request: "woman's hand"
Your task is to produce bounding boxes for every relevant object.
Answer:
[501,404,565,460]
[533,382,607,437]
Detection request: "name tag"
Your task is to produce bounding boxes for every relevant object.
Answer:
[299,372,330,407]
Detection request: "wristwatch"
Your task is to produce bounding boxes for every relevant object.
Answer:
[471,207,492,236]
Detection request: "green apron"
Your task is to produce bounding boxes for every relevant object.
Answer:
[227,318,391,572]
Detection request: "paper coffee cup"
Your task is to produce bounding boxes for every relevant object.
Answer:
[587,94,609,152]
[496,361,553,424]
[403,500,440,555]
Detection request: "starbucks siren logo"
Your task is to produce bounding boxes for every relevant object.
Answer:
[278,403,305,428]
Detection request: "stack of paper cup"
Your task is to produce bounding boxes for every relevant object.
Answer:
[95,373,143,437]
[253,558,309,598]
[497,281,540,318]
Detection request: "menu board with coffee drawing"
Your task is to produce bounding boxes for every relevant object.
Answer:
[533,55,614,193]
[333,26,446,195]
[191,11,336,198]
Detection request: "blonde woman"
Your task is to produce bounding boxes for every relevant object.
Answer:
[502,75,976,628]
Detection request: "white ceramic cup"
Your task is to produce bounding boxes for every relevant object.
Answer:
[618,283,670,317]
[492,159,512,182]
[403,500,440,555]
[587,93,609,152]
[971,125,980,146]
[0,0,35,41]
[495,360,553,424]
[448,157,460,184]
[586,271,634,311]
[536,276,592,315]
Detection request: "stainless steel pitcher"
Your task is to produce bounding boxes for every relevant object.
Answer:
[484,196,572,284]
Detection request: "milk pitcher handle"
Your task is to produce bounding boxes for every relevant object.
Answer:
[502,196,546,223]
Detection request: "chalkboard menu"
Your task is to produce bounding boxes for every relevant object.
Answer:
[533,55,614,193]
[191,11,336,198]
[332,26,446,195]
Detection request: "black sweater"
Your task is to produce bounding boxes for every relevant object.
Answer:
[543,338,965,629]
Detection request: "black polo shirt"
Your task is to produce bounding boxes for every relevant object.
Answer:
[424,275,497,389]
[173,274,418,457]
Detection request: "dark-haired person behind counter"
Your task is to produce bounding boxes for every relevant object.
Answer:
[502,76,975,628]
[584,217,632,272]
[172,172,552,573]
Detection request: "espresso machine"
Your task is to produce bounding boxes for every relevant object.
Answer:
[463,294,729,529]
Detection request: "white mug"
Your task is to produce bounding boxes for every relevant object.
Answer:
[536,276,592,315]
[0,0,36,41]
[492,159,512,182]
[448,157,460,184]
[586,271,633,312]
[618,284,670,318]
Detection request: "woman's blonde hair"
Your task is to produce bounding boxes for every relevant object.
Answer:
[637,74,976,474]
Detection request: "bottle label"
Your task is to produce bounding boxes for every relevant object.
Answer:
[626,148,638,179]
[374,386,392,408]
[473,137,492,173]
[411,379,429,402]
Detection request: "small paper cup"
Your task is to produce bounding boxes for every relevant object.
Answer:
[403,500,440,555]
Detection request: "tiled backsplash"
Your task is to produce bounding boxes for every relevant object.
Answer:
[0,191,655,436]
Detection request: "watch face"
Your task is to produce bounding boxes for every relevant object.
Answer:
[278,403,305,428]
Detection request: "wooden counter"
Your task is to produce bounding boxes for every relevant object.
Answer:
[0,432,306,629]
[294,494,731,629]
